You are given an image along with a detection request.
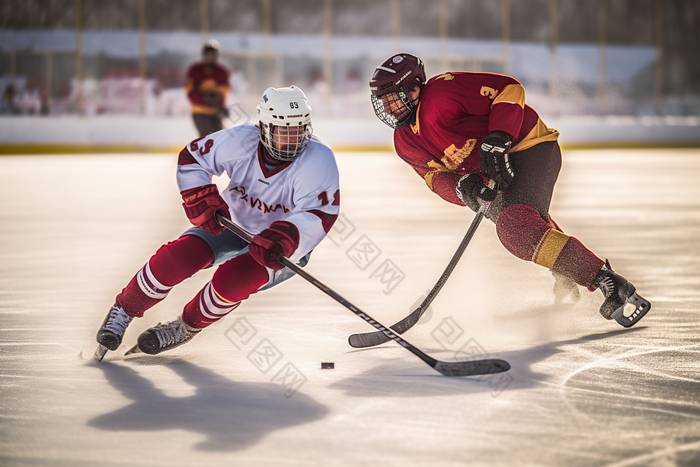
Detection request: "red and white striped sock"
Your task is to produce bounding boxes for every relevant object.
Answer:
[137,261,173,300]
[182,252,269,329]
[182,282,241,329]
[116,235,214,317]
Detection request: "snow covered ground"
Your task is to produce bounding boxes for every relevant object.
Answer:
[1,149,699,466]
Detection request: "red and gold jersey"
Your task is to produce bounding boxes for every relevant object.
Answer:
[394,72,559,205]
[185,62,230,115]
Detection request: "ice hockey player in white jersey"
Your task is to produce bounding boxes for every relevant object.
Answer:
[95,85,340,359]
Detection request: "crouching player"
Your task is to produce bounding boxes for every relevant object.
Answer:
[368,53,650,327]
[95,85,339,359]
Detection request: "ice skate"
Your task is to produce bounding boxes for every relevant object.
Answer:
[94,303,134,361]
[593,260,651,327]
[134,316,200,355]
[96,303,133,350]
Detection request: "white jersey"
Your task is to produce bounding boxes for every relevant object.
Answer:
[176,124,340,262]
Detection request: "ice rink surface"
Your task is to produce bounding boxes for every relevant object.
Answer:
[1,148,699,467]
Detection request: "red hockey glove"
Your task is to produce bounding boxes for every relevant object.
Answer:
[181,184,230,235]
[249,221,300,271]
[480,130,514,190]
[455,174,497,212]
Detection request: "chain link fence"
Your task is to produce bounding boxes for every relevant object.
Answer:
[1,0,698,118]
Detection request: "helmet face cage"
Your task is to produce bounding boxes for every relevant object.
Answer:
[260,122,313,162]
[256,85,313,161]
[369,54,425,130]
[371,88,415,130]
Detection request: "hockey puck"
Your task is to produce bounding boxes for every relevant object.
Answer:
[321,362,335,369]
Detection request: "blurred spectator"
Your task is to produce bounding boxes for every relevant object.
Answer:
[185,39,231,136]
[16,88,42,115]
[2,83,19,115]
[40,88,50,115]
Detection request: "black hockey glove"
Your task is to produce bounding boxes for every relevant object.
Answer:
[218,105,230,118]
[480,130,514,190]
[203,91,221,106]
[455,174,497,212]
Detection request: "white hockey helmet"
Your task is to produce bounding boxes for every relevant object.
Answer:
[257,85,313,162]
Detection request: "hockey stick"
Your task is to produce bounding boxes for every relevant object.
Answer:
[217,214,509,377]
[348,202,490,348]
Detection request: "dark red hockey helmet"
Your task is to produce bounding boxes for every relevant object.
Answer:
[369,53,426,129]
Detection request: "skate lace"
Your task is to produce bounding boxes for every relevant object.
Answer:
[153,319,189,347]
[104,305,133,334]
[597,276,616,298]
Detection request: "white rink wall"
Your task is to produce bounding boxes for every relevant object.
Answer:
[0,115,393,150]
[0,115,699,151]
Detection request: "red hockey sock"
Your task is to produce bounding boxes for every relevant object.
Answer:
[496,204,604,289]
[552,239,605,291]
[116,235,214,317]
[182,253,269,328]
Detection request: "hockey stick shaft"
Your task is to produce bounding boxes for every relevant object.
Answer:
[417,201,489,310]
[216,214,509,377]
[348,202,489,348]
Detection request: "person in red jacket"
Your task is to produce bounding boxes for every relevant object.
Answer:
[185,40,230,136]
[369,53,650,328]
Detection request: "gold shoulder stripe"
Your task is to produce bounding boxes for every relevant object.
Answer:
[493,84,525,108]
[511,118,560,153]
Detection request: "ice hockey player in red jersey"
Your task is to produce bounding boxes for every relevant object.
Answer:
[369,53,650,327]
[95,85,340,359]
[185,40,231,137]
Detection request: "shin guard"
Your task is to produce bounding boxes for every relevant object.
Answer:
[182,282,242,329]
[496,204,604,289]
[182,253,269,329]
[116,235,214,317]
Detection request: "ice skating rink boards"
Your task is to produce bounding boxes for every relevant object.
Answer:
[1,149,699,467]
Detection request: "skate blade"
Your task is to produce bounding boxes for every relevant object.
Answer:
[124,344,143,356]
[612,292,651,328]
[94,344,109,362]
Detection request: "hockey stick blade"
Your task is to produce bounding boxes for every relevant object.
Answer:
[434,358,510,377]
[348,202,489,348]
[94,344,109,362]
[217,214,510,378]
[348,306,424,348]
